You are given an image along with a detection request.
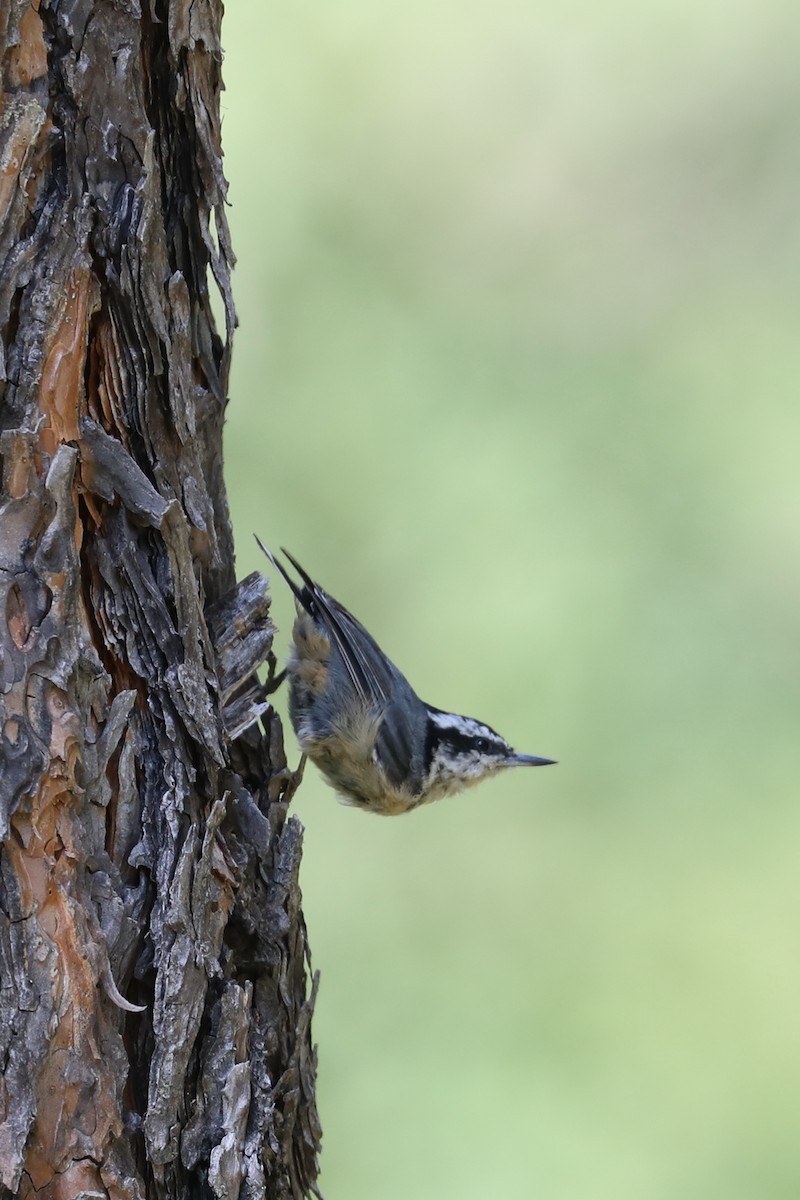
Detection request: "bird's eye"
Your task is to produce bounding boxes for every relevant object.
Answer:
[474,737,490,754]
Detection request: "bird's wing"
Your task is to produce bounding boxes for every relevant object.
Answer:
[265,544,399,706]
[312,590,397,706]
[373,698,419,790]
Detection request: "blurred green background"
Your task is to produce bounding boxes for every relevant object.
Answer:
[221,2,800,1197]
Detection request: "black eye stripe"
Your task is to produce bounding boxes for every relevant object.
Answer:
[440,730,498,756]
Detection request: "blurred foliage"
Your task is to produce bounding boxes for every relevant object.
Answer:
[220,2,800,1196]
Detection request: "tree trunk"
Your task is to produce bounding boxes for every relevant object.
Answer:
[0,3,320,1198]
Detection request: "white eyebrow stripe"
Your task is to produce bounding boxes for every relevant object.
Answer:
[428,711,475,734]
[428,711,502,743]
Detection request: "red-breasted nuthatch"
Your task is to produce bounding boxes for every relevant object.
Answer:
[258,541,555,815]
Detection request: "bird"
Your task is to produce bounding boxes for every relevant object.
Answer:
[257,540,555,815]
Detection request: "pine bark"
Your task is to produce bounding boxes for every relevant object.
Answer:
[0,3,320,1198]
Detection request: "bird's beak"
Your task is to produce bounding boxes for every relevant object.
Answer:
[508,752,557,767]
